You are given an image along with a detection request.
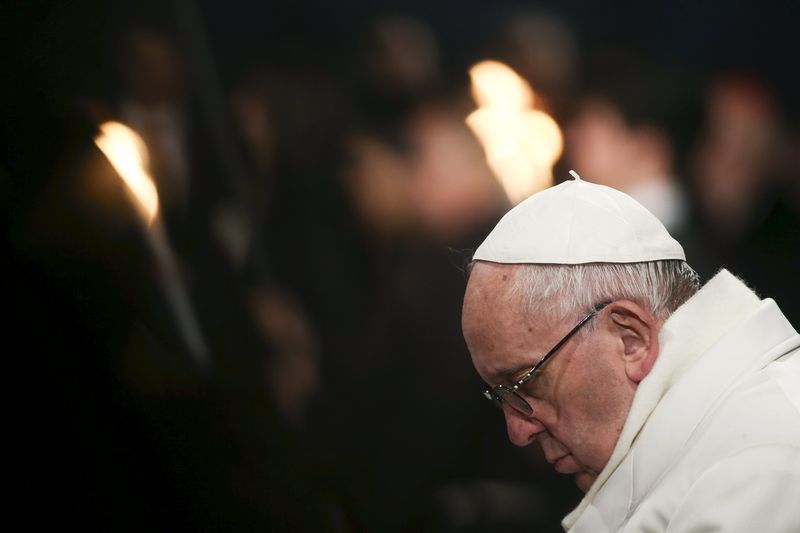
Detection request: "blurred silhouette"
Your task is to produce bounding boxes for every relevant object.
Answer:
[342,131,417,240]
[566,51,701,235]
[691,75,785,243]
[406,101,506,242]
[248,286,320,426]
[690,74,800,324]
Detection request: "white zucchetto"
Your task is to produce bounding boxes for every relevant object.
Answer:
[473,172,685,265]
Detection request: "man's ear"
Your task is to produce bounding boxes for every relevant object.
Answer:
[606,300,661,383]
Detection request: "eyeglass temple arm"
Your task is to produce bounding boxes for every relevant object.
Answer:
[519,300,612,385]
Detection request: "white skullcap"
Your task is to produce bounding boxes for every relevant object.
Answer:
[474,172,685,264]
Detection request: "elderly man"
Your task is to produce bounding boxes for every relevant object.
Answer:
[462,173,800,532]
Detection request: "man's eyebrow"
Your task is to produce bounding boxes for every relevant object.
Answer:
[495,363,536,382]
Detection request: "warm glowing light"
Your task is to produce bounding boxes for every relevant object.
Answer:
[94,121,159,225]
[470,61,534,112]
[466,60,562,204]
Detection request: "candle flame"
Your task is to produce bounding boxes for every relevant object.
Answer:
[94,121,159,226]
[470,60,534,112]
[466,60,562,204]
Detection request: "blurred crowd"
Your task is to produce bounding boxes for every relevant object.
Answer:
[4,1,799,531]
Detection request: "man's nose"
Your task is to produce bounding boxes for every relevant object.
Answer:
[504,407,545,447]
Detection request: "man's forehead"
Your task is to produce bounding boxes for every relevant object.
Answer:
[465,262,520,303]
[466,264,554,331]
[464,269,523,335]
[465,267,557,382]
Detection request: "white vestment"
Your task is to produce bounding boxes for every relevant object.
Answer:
[564,269,800,532]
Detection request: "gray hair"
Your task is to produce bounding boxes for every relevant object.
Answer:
[507,260,700,324]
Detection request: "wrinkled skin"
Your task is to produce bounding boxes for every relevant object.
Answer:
[462,262,660,492]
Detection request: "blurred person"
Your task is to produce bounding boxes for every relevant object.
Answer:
[342,132,417,241]
[690,74,800,325]
[462,175,800,532]
[691,75,784,241]
[117,25,256,274]
[405,101,507,243]
[231,78,276,193]
[227,55,366,354]
[566,53,702,236]
[226,52,444,530]
[248,285,320,426]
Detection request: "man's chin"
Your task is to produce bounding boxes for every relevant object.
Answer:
[575,471,597,493]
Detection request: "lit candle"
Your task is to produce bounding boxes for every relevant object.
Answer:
[466,60,563,204]
[94,121,211,369]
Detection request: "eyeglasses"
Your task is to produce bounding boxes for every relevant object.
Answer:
[482,302,610,416]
